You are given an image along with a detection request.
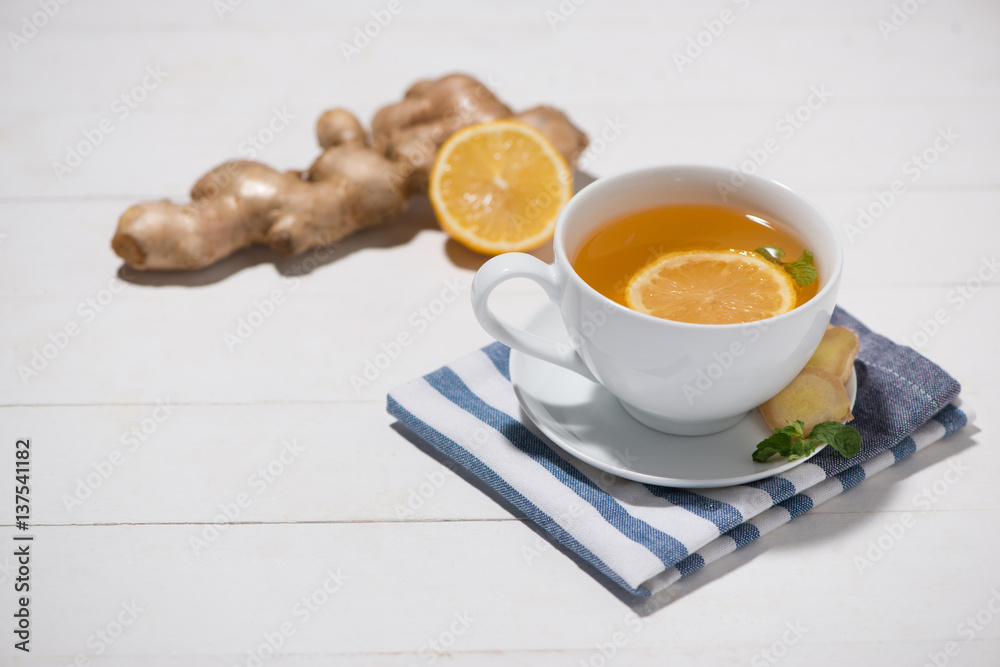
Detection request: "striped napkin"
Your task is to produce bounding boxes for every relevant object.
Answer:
[386,308,972,597]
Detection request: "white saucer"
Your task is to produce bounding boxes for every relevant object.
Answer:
[509,303,857,488]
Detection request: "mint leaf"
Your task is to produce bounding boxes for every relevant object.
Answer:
[809,421,862,458]
[754,247,818,287]
[755,246,785,263]
[783,250,818,287]
[752,431,792,462]
[785,420,805,439]
[751,419,859,463]
[751,420,808,462]
[787,437,819,462]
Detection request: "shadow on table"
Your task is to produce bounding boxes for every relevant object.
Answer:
[391,419,980,617]
[637,425,980,614]
[116,170,598,286]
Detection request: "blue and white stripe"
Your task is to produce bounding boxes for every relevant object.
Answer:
[387,338,971,597]
[647,404,969,593]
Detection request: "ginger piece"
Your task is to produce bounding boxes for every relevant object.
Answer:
[806,325,860,384]
[113,125,407,268]
[371,76,587,193]
[511,106,589,168]
[112,73,588,271]
[370,75,513,194]
[759,366,852,434]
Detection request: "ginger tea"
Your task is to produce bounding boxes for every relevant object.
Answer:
[573,203,819,321]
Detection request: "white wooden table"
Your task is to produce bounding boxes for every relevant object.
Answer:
[2,1,997,664]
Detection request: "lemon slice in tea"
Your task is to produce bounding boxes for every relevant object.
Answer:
[625,249,797,324]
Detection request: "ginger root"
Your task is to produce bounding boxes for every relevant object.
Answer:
[805,325,860,384]
[759,366,853,434]
[759,324,861,433]
[112,74,588,270]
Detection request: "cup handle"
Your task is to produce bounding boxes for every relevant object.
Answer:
[471,253,597,382]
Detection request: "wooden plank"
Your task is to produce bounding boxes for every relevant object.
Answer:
[0,513,996,662]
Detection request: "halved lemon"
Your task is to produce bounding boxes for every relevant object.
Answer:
[625,249,797,324]
[429,119,572,255]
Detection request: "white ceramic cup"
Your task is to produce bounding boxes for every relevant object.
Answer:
[471,165,843,436]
